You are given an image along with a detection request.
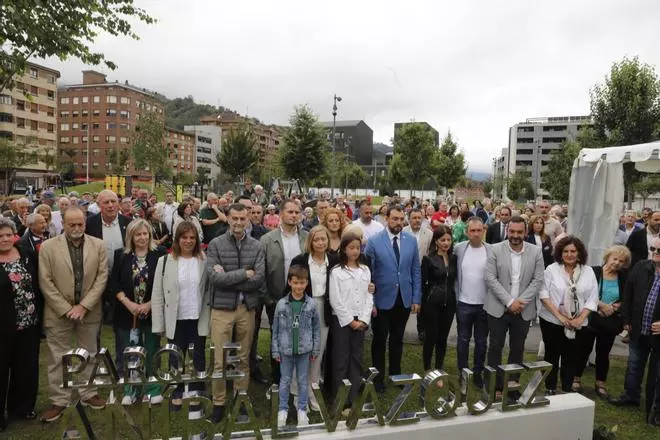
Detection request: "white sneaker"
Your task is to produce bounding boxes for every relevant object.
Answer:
[309,399,320,412]
[297,410,308,426]
[277,410,287,427]
[150,395,163,405]
[121,394,137,406]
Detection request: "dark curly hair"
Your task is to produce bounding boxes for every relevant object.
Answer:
[553,235,588,265]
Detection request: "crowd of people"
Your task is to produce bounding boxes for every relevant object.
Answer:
[0,185,659,432]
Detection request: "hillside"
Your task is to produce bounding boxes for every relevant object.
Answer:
[164,96,226,130]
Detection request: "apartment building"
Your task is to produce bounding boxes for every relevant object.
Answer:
[0,62,60,192]
[57,70,164,179]
[165,127,196,175]
[321,120,374,167]
[184,124,222,185]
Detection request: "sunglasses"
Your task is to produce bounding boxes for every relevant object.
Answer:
[650,246,660,254]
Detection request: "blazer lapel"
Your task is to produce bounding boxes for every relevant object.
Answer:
[57,235,74,273]
[383,231,397,265]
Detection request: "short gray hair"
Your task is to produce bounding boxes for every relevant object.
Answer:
[254,185,263,191]
[26,212,44,226]
[0,217,17,234]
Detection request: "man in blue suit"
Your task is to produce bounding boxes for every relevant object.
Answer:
[365,206,422,392]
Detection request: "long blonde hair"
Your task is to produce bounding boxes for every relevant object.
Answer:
[124,218,157,253]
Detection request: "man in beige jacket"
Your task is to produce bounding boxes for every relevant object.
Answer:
[38,206,109,422]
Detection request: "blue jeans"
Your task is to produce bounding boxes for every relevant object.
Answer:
[456,302,489,378]
[623,335,652,403]
[279,354,310,412]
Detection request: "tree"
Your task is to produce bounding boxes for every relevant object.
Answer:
[176,172,195,187]
[542,140,581,202]
[0,138,38,195]
[132,108,167,190]
[507,171,535,201]
[482,179,493,198]
[278,105,328,188]
[0,1,155,91]
[215,122,259,183]
[634,175,660,207]
[591,57,660,207]
[106,148,130,174]
[340,162,369,191]
[434,131,467,191]
[196,166,211,185]
[392,122,437,194]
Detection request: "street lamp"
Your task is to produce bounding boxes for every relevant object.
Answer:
[536,145,542,199]
[330,94,342,199]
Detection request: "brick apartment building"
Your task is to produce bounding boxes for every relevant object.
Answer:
[164,127,195,175]
[0,61,60,192]
[57,70,165,179]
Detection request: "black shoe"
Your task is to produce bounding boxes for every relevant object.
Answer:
[251,371,270,386]
[10,410,37,420]
[237,405,249,423]
[210,405,225,424]
[0,416,7,432]
[417,331,425,342]
[608,395,639,407]
[375,382,386,394]
[649,412,660,426]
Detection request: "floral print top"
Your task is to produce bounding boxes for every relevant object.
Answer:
[1,259,38,331]
[132,254,149,317]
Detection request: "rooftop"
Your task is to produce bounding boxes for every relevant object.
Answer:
[26,61,61,77]
[321,120,365,128]
[517,115,592,125]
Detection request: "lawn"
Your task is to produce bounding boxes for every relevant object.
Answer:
[56,181,168,201]
[3,328,657,439]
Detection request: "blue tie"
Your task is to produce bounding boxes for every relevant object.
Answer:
[393,236,400,265]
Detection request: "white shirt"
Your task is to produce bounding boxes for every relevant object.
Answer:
[353,218,384,242]
[281,227,301,280]
[539,263,599,327]
[534,234,542,247]
[162,203,178,232]
[459,245,488,305]
[308,254,328,298]
[87,202,100,215]
[177,257,200,320]
[647,230,658,259]
[509,249,523,301]
[329,265,374,327]
[102,216,124,270]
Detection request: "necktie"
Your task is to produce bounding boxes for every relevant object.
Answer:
[393,236,400,265]
[503,223,508,239]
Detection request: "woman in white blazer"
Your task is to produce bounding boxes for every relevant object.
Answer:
[151,221,211,408]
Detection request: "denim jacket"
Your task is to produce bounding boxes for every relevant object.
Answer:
[271,294,321,358]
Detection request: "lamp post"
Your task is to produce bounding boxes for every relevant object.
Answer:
[536,145,542,199]
[86,99,91,183]
[330,94,342,199]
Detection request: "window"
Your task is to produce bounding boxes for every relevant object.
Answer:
[73,97,79,105]
[60,110,69,118]
[72,111,79,118]
[16,118,25,128]
[81,149,87,156]
[48,75,56,84]
[93,109,100,117]
[17,100,25,111]
[93,123,100,129]
[92,162,99,169]
[60,123,70,131]
[106,135,116,143]
[93,96,100,103]
[60,136,70,143]
[92,135,100,143]
[60,97,70,105]
[30,120,38,130]
[30,86,39,96]
[517,137,534,144]
[517,126,534,133]
[119,110,130,119]
[31,104,38,114]
[47,123,54,133]
[72,123,79,130]
[542,137,566,144]
[107,95,117,104]
[106,122,116,130]
[82,96,89,104]
[120,96,130,104]
[82,110,89,117]
[72,136,78,144]
[29,68,38,78]
[120,136,129,144]
[92,149,101,155]
[0,95,11,105]
[47,107,54,117]
[0,113,13,122]
[82,136,88,143]
[119,123,130,130]
[106,109,117,117]
[135,99,141,108]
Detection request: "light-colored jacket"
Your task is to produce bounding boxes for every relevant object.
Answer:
[151,254,211,340]
[38,234,108,327]
[453,240,493,303]
[484,241,544,321]
[402,225,433,263]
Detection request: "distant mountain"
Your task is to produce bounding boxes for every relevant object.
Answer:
[164,96,227,130]
[467,170,491,182]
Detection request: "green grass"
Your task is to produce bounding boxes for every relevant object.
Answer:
[2,328,657,439]
[57,181,167,201]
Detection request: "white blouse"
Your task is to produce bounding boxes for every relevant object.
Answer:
[539,263,598,327]
[308,254,328,298]
[177,257,200,320]
[329,265,374,327]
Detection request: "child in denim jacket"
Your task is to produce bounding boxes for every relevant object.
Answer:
[272,265,321,427]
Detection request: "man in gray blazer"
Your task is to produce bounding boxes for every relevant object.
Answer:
[485,216,544,397]
[403,208,432,341]
[260,200,308,386]
[454,216,492,388]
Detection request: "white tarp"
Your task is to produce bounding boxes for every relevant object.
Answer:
[568,141,660,265]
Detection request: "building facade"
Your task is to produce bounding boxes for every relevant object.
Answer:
[184,124,222,185]
[0,62,60,192]
[501,115,593,197]
[164,127,195,176]
[393,121,440,148]
[57,70,164,179]
[322,120,374,167]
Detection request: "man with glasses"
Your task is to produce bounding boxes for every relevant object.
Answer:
[627,211,660,269]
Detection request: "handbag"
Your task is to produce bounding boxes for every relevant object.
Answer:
[588,277,624,335]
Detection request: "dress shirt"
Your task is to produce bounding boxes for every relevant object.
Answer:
[162,203,177,232]
[539,263,598,327]
[459,244,488,305]
[102,215,124,270]
[308,254,328,298]
[177,257,200,320]
[329,265,374,327]
[66,236,85,304]
[281,227,301,280]
[509,246,523,304]
[534,234,542,247]
[647,230,659,259]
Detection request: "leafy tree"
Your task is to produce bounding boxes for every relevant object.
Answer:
[542,140,581,202]
[132,108,167,189]
[216,122,259,183]
[393,122,437,193]
[278,105,328,188]
[591,56,660,206]
[492,174,506,200]
[634,175,660,207]
[384,153,407,191]
[176,172,195,187]
[482,179,493,198]
[340,162,369,191]
[0,1,155,91]
[195,166,211,185]
[0,138,37,195]
[164,96,225,130]
[507,170,535,201]
[107,148,131,174]
[434,131,467,191]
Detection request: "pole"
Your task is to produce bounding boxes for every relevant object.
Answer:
[86,126,90,184]
[330,94,341,199]
[536,145,541,199]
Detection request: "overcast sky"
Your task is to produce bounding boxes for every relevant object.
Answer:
[43,0,660,173]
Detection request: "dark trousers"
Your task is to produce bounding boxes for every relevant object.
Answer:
[266,303,280,385]
[621,335,653,403]
[371,293,410,385]
[648,349,660,418]
[487,313,530,390]
[169,319,206,398]
[574,326,616,382]
[0,326,40,417]
[416,311,424,335]
[456,302,489,377]
[249,303,264,374]
[422,302,455,370]
[539,318,578,392]
[331,316,365,404]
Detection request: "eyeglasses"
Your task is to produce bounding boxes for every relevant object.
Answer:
[650,246,660,254]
